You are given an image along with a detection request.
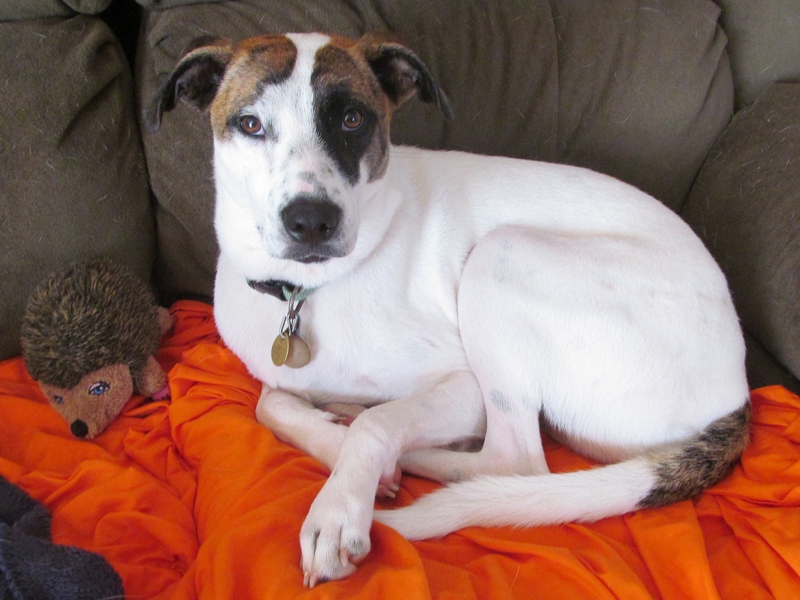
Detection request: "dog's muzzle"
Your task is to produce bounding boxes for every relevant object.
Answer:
[280,195,344,263]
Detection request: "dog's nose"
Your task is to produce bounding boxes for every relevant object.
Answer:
[70,419,89,438]
[281,197,341,246]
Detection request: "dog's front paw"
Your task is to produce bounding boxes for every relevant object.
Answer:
[300,482,373,587]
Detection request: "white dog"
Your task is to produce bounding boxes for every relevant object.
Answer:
[148,32,750,587]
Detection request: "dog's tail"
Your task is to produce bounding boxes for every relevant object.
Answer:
[374,403,749,540]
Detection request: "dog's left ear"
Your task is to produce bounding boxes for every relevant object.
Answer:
[145,38,234,132]
[359,33,454,121]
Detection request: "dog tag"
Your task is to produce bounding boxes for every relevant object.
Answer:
[271,333,291,367]
[271,333,311,368]
[284,334,310,368]
[271,286,312,368]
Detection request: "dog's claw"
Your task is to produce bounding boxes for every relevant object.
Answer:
[302,559,355,588]
[304,570,326,589]
[378,486,396,499]
[376,464,402,498]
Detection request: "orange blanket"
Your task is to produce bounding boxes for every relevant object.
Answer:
[1,301,798,599]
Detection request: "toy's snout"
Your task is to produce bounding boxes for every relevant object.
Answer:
[70,419,90,438]
[38,364,134,440]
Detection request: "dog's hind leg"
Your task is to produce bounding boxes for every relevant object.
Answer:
[396,227,558,484]
[376,225,750,541]
[399,391,549,482]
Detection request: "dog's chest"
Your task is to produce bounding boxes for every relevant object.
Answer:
[261,292,466,403]
[215,269,467,404]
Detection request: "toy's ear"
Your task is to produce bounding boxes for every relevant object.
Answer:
[358,33,453,120]
[134,355,168,399]
[145,38,234,132]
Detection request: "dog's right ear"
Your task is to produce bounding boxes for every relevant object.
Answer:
[144,39,234,132]
[358,33,454,121]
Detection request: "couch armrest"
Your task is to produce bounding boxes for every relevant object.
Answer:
[682,83,800,393]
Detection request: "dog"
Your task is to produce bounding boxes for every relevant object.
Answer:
[147,32,750,587]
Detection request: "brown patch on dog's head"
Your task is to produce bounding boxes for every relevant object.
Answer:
[145,35,297,136]
[147,32,451,137]
[209,35,298,139]
[147,32,452,187]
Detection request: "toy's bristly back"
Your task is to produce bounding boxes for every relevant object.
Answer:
[20,258,162,389]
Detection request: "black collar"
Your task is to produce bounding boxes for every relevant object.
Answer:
[246,279,294,301]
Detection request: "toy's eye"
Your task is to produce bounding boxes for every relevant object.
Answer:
[342,109,363,131]
[88,381,110,396]
[53,395,64,405]
[239,115,264,136]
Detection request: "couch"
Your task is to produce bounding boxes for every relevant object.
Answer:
[0,1,799,598]
[1,0,798,392]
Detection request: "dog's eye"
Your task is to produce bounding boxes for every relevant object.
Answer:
[53,395,64,405]
[239,115,264,136]
[342,109,363,131]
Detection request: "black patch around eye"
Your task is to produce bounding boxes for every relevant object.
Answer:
[314,90,376,184]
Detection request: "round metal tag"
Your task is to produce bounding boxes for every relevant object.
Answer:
[271,334,290,366]
[284,335,311,368]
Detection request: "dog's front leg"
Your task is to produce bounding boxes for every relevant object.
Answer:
[257,390,402,498]
[299,370,486,586]
[256,388,349,473]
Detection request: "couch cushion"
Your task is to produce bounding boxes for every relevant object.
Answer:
[135,0,222,8]
[0,0,112,20]
[0,17,156,361]
[138,0,732,302]
[683,83,800,389]
[717,0,800,108]
[552,0,733,209]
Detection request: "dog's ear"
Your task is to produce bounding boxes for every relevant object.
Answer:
[144,38,234,132]
[358,33,454,121]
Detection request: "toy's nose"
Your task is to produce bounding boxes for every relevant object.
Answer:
[70,419,89,438]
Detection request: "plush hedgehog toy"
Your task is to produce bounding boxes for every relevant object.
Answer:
[20,259,173,439]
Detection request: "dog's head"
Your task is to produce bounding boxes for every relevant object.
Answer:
[147,32,451,286]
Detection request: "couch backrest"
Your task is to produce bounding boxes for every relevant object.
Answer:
[716,0,800,108]
[138,0,735,302]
